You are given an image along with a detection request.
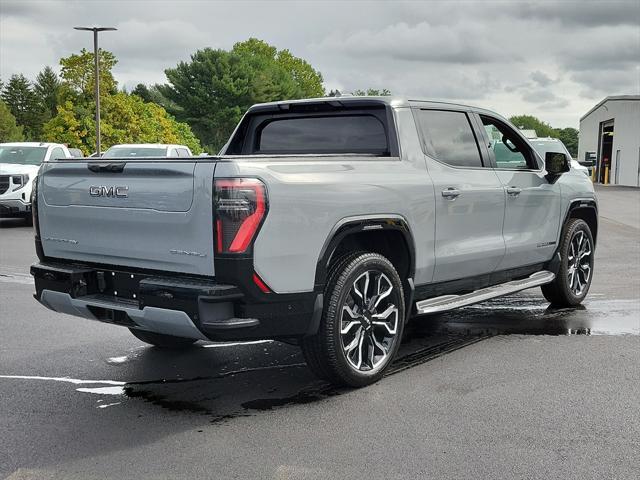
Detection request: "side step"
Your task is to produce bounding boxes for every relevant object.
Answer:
[415,270,555,315]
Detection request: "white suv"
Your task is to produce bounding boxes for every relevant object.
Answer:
[0,142,72,221]
[102,144,193,158]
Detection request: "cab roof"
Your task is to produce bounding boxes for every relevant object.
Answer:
[106,144,190,149]
[247,95,504,119]
[0,142,65,148]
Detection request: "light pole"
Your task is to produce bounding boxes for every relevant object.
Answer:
[74,26,117,157]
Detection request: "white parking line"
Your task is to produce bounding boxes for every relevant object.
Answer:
[0,375,125,385]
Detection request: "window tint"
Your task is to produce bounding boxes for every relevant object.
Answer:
[256,115,388,154]
[50,147,65,160]
[416,110,483,167]
[177,148,190,157]
[481,116,535,169]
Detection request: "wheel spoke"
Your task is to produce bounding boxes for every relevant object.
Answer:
[373,275,393,309]
[341,305,361,334]
[372,305,398,334]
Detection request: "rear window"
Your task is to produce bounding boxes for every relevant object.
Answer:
[225,103,398,156]
[256,115,388,154]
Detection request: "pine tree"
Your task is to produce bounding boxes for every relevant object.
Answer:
[1,74,44,140]
[34,66,61,119]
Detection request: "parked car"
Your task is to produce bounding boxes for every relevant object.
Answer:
[0,142,72,221]
[30,97,597,387]
[529,137,590,176]
[102,144,193,158]
[68,148,84,158]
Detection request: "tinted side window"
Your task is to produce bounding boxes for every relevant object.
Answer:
[481,116,536,170]
[416,110,483,167]
[256,115,388,154]
[177,148,190,157]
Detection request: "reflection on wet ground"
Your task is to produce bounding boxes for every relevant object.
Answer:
[2,295,637,422]
[114,295,638,419]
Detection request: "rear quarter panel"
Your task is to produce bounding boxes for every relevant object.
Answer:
[217,108,436,293]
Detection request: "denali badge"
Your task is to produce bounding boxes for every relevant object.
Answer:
[89,185,129,198]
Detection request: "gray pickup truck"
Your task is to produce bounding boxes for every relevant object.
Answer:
[31,96,597,386]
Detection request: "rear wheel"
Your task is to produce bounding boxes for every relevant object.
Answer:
[301,252,405,387]
[542,218,594,307]
[128,328,197,349]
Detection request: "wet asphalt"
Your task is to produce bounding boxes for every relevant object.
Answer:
[0,185,638,479]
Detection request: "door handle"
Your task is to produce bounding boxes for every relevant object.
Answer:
[506,186,522,196]
[441,188,461,199]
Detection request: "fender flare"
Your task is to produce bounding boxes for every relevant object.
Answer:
[562,198,598,244]
[313,214,416,289]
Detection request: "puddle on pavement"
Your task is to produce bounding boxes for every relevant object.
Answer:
[418,296,639,337]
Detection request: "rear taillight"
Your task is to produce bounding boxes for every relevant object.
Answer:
[214,178,267,254]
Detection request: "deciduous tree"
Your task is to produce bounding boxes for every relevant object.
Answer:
[161,38,325,151]
[0,99,25,142]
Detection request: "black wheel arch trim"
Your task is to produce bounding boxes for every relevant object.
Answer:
[313,214,416,290]
[562,198,598,246]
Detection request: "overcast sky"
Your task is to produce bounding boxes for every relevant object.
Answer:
[1,0,639,127]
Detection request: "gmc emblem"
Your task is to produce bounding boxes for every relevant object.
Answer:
[89,185,129,198]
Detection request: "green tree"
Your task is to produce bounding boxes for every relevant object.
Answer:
[44,93,202,155]
[1,74,44,139]
[0,99,25,142]
[508,115,556,138]
[59,48,117,102]
[34,66,61,119]
[555,127,579,157]
[353,89,391,96]
[161,38,325,151]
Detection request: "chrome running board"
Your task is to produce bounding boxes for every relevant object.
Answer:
[415,271,555,315]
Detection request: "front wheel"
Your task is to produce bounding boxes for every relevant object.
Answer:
[301,252,405,387]
[129,328,197,349]
[542,218,594,307]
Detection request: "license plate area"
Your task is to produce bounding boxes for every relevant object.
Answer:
[95,270,143,301]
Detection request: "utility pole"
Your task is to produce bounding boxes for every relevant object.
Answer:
[73,26,117,156]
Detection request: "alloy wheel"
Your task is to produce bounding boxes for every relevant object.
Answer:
[340,270,400,372]
[567,230,592,296]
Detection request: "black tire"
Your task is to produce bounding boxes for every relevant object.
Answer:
[301,251,365,381]
[128,328,197,349]
[301,252,405,387]
[542,218,594,307]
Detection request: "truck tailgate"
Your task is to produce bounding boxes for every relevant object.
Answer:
[38,161,217,276]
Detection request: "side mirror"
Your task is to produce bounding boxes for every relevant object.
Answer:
[545,151,570,177]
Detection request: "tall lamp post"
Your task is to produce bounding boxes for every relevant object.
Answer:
[73,26,117,156]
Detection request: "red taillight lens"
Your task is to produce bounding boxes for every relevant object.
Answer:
[214,178,267,254]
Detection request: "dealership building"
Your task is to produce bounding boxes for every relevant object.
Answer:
[578,95,640,186]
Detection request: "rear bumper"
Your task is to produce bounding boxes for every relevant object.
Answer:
[0,198,31,217]
[31,262,321,341]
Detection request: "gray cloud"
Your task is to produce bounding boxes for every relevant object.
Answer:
[1,0,639,128]
[530,71,554,87]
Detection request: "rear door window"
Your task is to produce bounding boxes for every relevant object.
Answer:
[255,115,388,155]
[415,110,484,168]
